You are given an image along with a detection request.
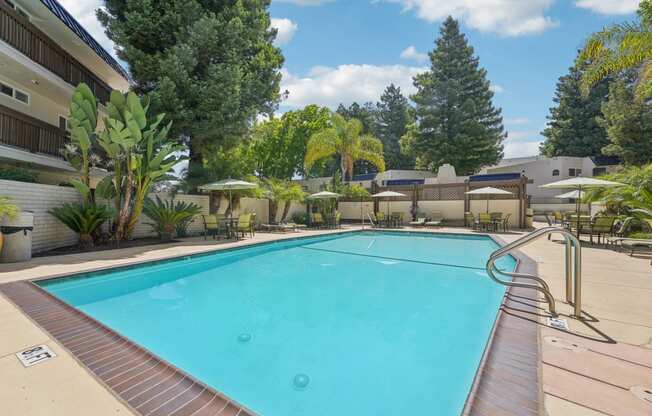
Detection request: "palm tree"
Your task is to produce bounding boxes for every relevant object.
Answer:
[579,0,652,100]
[304,113,385,181]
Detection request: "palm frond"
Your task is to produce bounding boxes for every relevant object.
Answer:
[304,129,338,170]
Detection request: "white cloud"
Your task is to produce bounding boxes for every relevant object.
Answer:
[503,140,541,158]
[400,45,428,62]
[503,129,541,157]
[574,0,640,15]
[490,84,505,93]
[275,0,334,5]
[280,64,426,108]
[58,0,118,59]
[504,117,530,125]
[271,18,298,45]
[384,0,558,36]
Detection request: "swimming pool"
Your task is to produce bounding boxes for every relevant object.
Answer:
[39,231,516,415]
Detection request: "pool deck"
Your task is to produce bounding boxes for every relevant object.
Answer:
[0,224,651,415]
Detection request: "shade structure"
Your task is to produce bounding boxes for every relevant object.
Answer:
[307,191,340,199]
[465,187,513,213]
[198,179,258,224]
[555,190,585,199]
[540,177,624,237]
[371,191,406,220]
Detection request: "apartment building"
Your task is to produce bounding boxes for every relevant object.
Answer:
[0,0,129,185]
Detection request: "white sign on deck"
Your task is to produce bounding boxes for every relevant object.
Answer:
[16,345,56,367]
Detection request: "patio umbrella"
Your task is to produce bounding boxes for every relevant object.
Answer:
[465,187,513,213]
[555,190,585,200]
[306,191,340,199]
[198,179,258,223]
[371,191,406,219]
[540,177,624,237]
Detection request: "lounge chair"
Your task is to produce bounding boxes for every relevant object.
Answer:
[409,213,427,227]
[589,216,616,245]
[201,214,219,240]
[615,237,652,257]
[553,211,563,225]
[425,212,444,227]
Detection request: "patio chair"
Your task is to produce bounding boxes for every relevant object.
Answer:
[334,212,341,229]
[553,211,563,225]
[376,212,386,227]
[201,214,220,240]
[311,212,324,228]
[392,212,404,227]
[236,214,253,238]
[589,216,616,245]
[500,213,512,232]
[425,212,444,227]
[478,213,493,231]
[409,213,427,227]
[464,212,476,229]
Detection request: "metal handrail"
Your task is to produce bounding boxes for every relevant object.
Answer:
[486,227,582,318]
[366,213,376,227]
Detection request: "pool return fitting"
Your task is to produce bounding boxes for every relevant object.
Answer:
[486,227,582,319]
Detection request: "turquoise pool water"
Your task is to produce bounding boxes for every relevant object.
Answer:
[40,231,516,415]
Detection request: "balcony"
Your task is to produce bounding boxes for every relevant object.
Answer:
[0,103,68,158]
[0,2,111,103]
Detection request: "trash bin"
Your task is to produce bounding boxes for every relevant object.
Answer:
[1,211,34,263]
[525,208,534,229]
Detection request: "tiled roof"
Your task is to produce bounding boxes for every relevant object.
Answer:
[39,0,129,81]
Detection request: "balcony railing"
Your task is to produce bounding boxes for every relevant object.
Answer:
[0,103,68,158]
[0,2,111,103]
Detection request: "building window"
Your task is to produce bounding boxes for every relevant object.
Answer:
[0,81,29,105]
[593,167,606,176]
[569,168,582,177]
[552,169,559,176]
[58,115,70,131]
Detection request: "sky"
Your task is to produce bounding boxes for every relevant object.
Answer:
[61,0,640,159]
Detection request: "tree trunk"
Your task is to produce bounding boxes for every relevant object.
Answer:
[209,191,222,214]
[269,200,278,224]
[281,201,292,222]
[79,233,94,250]
[115,170,134,240]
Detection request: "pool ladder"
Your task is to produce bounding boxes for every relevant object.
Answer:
[486,227,582,318]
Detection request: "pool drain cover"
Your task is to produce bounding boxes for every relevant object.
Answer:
[543,336,587,352]
[630,386,652,404]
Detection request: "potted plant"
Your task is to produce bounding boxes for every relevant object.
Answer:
[0,196,20,253]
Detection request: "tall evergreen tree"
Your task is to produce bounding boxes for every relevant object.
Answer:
[403,17,504,176]
[97,1,284,171]
[599,81,652,165]
[375,84,414,169]
[540,63,611,157]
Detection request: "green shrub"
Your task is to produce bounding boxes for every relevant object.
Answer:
[0,165,38,183]
[143,196,201,241]
[0,196,19,221]
[49,203,113,250]
[291,212,308,225]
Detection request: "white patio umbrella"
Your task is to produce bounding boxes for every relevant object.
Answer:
[371,191,406,219]
[306,191,340,200]
[198,179,258,222]
[540,177,624,237]
[555,190,585,200]
[465,187,513,213]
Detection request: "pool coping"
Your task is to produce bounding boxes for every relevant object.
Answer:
[0,229,542,416]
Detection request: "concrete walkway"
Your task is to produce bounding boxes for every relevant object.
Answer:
[0,224,650,415]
